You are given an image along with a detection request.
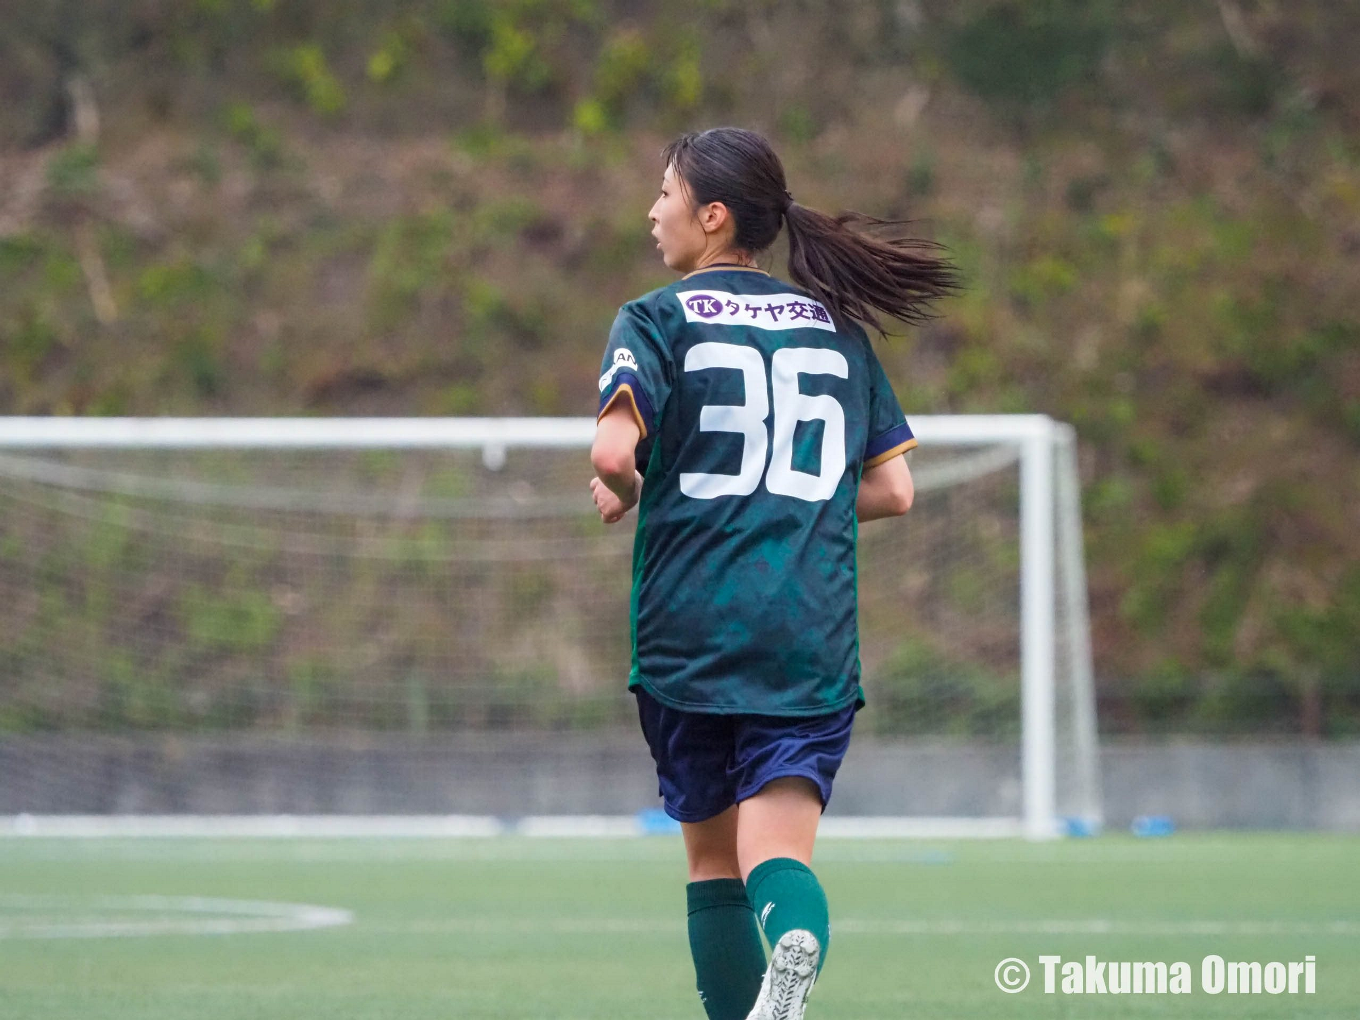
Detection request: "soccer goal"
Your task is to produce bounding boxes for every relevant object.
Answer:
[0,415,1098,841]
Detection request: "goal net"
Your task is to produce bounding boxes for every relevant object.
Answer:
[0,416,1098,840]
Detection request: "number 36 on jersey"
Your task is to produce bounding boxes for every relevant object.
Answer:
[680,342,847,504]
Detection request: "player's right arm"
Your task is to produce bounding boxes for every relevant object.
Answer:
[590,299,673,524]
[856,454,914,522]
[590,401,643,523]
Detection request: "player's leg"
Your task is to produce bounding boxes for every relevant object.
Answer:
[735,707,853,972]
[734,781,829,1020]
[680,806,767,1020]
[635,689,766,1020]
[730,706,855,1018]
[739,778,829,972]
[682,803,742,881]
[736,776,821,876]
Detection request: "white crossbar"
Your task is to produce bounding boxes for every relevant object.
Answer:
[0,415,1054,449]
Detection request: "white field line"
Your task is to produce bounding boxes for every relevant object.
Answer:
[0,841,959,866]
[1,840,1354,871]
[0,815,1022,840]
[353,916,1360,938]
[3,894,1356,941]
[0,839,1354,868]
[1,815,505,839]
[0,894,353,940]
[834,918,1360,937]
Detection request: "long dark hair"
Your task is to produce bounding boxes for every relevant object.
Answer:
[661,127,960,334]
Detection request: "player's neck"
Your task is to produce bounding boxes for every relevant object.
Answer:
[689,250,758,273]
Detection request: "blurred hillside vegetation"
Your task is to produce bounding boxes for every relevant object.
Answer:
[1,0,1357,735]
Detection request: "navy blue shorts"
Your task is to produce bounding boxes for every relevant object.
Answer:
[634,687,856,824]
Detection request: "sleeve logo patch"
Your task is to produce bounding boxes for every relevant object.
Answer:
[598,348,639,391]
[676,291,836,332]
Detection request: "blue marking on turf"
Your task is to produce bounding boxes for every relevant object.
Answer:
[635,809,682,835]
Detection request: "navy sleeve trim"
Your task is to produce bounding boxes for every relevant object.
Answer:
[864,420,917,467]
[597,372,655,437]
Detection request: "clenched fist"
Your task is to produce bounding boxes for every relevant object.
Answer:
[590,471,642,524]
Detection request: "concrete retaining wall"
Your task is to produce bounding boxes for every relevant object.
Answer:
[2,735,1357,830]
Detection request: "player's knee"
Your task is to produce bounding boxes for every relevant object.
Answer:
[687,850,742,882]
[682,807,742,881]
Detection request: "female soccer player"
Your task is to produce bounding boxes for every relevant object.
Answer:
[589,127,958,1020]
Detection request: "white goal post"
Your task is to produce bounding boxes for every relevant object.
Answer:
[0,415,1099,841]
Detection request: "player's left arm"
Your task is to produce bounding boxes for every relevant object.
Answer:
[856,453,914,522]
[590,402,642,523]
[858,329,917,523]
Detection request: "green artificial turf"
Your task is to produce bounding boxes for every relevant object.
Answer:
[0,834,1356,1018]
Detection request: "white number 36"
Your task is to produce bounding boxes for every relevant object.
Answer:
[679,343,847,503]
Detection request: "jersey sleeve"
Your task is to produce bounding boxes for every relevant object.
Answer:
[862,342,917,468]
[597,301,672,439]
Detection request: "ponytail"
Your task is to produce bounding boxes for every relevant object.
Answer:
[663,127,960,335]
[784,205,961,334]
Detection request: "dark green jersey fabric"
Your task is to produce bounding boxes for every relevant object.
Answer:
[597,265,915,716]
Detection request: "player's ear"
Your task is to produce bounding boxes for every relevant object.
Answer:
[698,201,730,237]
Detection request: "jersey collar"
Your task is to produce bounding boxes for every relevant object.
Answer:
[682,262,771,280]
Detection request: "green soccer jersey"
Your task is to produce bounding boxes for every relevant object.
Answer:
[596,265,916,717]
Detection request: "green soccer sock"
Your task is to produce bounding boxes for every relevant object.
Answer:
[687,878,768,1020]
[745,857,831,976]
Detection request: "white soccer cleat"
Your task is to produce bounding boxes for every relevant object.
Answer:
[744,929,821,1020]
